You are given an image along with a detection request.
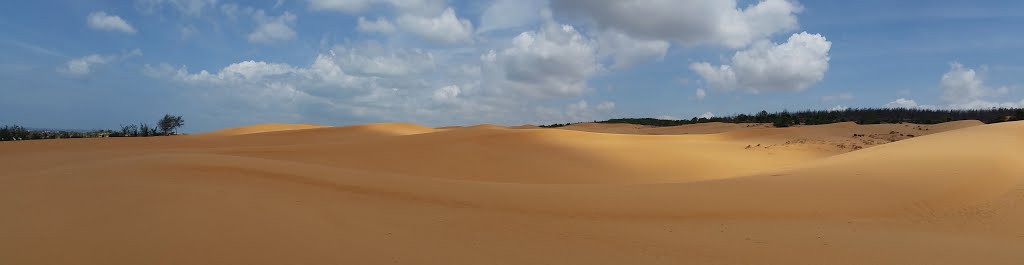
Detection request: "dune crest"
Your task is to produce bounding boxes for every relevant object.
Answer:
[201,123,329,136]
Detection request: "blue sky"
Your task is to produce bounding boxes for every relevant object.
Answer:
[1,0,1023,132]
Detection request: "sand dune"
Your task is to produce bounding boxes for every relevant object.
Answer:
[201,123,330,136]
[561,121,773,135]
[2,121,1023,264]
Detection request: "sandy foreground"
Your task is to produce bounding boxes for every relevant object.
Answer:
[1,121,1023,264]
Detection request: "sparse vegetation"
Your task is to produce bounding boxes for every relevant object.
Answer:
[1,125,114,141]
[551,107,1024,128]
[2,114,184,141]
[539,123,573,128]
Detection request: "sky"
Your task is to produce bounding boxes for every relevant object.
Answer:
[1,0,1023,132]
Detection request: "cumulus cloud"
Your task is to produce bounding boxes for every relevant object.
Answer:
[940,62,1009,105]
[695,88,707,100]
[885,63,1021,109]
[432,85,461,101]
[698,112,715,119]
[566,100,589,117]
[545,99,616,122]
[219,4,298,43]
[59,49,142,76]
[596,30,669,69]
[331,43,436,76]
[884,98,920,109]
[142,43,513,126]
[828,105,849,111]
[309,0,471,44]
[86,12,137,34]
[143,51,378,124]
[248,11,298,43]
[142,50,381,89]
[395,8,474,44]
[550,0,801,48]
[690,32,831,92]
[482,21,601,98]
[356,17,396,33]
[478,0,545,33]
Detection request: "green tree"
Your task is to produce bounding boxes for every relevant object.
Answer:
[755,110,770,123]
[773,111,793,128]
[157,114,185,135]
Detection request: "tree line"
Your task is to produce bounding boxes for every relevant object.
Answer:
[1,114,184,141]
[542,108,1024,128]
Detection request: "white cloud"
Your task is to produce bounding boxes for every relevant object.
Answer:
[695,88,707,100]
[885,63,1021,110]
[142,44,496,126]
[884,98,919,109]
[690,63,737,91]
[86,12,137,34]
[482,21,601,98]
[828,105,849,111]
[656,115,677,120]
[535,99,617,123]
[58,50,142,76]
[698,111,715,119]
[432,85,461,101]
[308,0,446,16]
[219,60,298,80]
[940,62,1008,104]
[143,51,374,124]
[307,0,369,12]
[331,43,436,77]
[309,0,470,44]
[596,30,669,69]
[822,92,853,101]
[356,17,396,33]
[550,0,802,48]
[141,11,633,127]
[136,0,218,16]
[59,55,115,76]
[395,7,474,44]
[248,11,298,43]
[478,0,545,33]
[884,98,1024,110]
[690,32,831,92]
[944,100,1024,109]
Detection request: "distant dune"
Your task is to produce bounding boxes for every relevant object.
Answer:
[201,123,330,136]
[1,120,1023,264]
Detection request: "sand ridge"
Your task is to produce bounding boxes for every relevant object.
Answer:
[200,123,330,136]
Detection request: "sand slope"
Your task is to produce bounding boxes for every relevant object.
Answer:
[1,121,1022,264]
[201,123,330,136]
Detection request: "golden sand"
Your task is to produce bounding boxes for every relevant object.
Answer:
[2,121,1022,264]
